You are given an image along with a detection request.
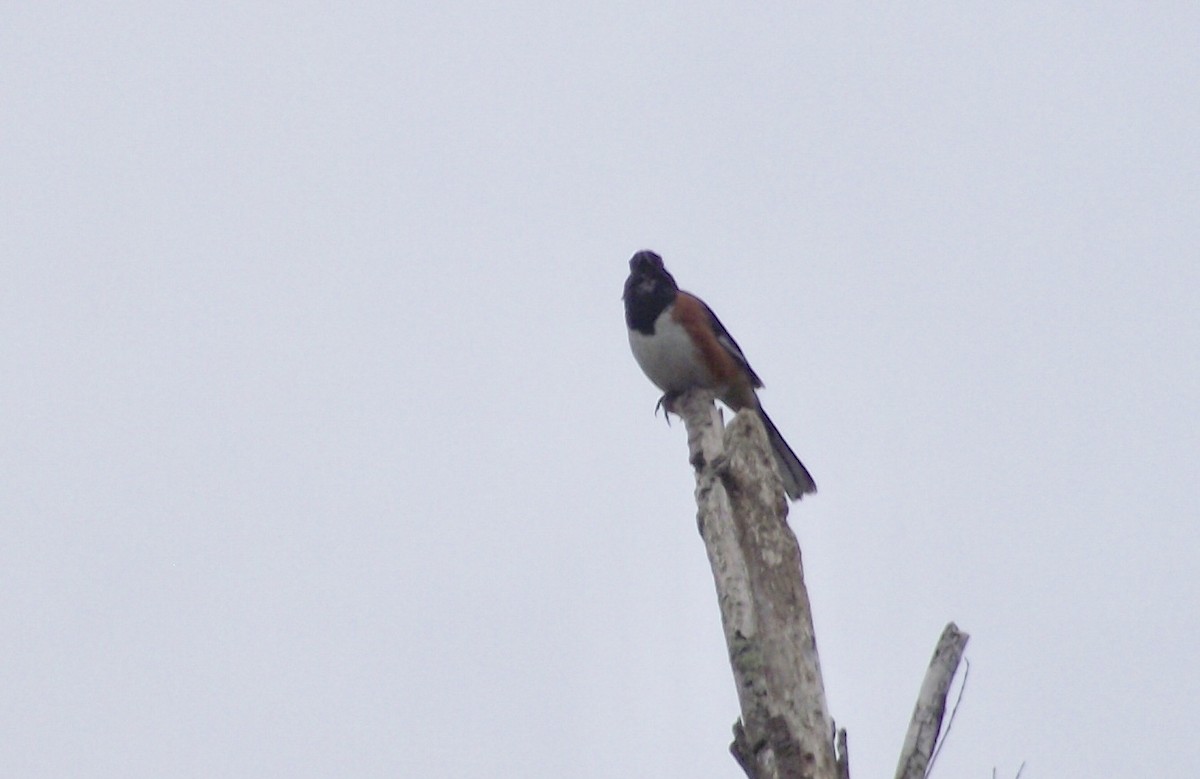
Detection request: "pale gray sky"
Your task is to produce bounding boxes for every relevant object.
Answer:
[3,3,1198,778]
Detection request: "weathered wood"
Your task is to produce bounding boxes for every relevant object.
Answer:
[677,390,839,779]
[894,623,970,779]
[673,390,968,779]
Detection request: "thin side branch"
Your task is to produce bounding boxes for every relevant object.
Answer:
[894,623,970,779]
[835,728,850,779]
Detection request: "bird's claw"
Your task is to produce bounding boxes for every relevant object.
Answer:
[655,391,682,425]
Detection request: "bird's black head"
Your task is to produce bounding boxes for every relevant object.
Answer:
[623,249,679,333]
[628,249,667,276]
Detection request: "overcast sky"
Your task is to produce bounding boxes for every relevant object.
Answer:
[3,3,1198,778]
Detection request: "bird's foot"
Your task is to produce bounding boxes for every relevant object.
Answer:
[655,391,682,425]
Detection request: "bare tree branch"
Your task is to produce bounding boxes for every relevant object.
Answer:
[677,390,839,779]
[669,390,970,779]
[894,623,971,779]
[925,657,969,777]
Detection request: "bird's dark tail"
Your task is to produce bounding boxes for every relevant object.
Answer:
[758,408,817,501]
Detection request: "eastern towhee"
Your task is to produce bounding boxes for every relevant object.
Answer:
[623,250,817,500]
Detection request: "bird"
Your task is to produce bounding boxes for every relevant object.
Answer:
[623,249,817,500]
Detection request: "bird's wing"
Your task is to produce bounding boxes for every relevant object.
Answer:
[693,294,764,389]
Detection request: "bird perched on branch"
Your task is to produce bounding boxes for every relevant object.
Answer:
[622,250,817,500]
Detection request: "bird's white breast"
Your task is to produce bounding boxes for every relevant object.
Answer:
[628,308,712,392]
